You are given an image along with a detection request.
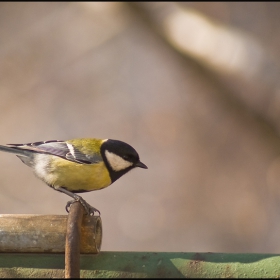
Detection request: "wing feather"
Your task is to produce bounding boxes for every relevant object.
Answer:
[7,140,101,164]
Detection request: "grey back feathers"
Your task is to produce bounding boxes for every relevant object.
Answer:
[0,140,102,165]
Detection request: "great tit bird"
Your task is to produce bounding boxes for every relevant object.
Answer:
[0,138,147,215]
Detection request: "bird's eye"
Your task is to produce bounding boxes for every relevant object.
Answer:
[123,155,129,160]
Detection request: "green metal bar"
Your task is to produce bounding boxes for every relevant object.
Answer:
[0,252,280,278]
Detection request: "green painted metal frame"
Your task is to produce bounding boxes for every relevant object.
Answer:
[0,251,280,278]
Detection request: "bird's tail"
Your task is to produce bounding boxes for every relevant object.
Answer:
[0,145,28,156]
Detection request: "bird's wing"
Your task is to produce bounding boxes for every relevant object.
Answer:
[7,140,101,164]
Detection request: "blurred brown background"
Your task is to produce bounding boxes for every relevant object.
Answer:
[1,2,280,253]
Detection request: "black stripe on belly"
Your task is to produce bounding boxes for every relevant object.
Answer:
[72,189,91,193]
[72,186,107,193]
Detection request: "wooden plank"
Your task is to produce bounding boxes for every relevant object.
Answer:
[0,214,102,253]
[1,252,280,278]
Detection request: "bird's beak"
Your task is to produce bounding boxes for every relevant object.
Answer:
[135,161,148,169]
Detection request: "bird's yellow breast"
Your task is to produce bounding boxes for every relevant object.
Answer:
[40,155,112,192]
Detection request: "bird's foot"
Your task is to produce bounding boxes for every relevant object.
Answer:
[65,197,100,216]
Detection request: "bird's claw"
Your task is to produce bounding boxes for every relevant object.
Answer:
[65,200,74,213]
[65,198,100,216]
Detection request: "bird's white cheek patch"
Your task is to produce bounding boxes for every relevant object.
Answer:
[105,150,133,171]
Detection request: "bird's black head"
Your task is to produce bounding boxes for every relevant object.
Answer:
[101,139,147,182]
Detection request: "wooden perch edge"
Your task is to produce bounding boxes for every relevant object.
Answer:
[0,211,102,253]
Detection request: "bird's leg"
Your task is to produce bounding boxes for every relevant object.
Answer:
[56,187,100,216]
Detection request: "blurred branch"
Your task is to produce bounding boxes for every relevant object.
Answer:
[130,2,280,134]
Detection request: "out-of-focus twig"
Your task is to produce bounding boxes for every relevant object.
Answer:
[131,2,280,133]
